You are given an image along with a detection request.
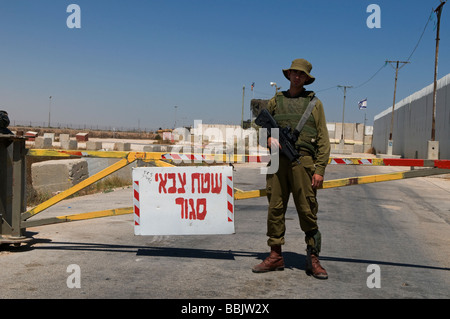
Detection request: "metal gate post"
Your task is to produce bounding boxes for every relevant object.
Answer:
[0,134,31,246]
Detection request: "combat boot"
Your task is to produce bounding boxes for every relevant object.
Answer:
[305,247,328,279]
[252,245,285,273]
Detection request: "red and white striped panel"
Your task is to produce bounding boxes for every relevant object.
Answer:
[358,159,373,165]
[227,176,233,222]
[329,158,374,165]
[162,153,206,161]
[133,181,140,226]
[329,158,353,165]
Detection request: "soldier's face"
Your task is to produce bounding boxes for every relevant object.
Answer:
[288,70,309,87]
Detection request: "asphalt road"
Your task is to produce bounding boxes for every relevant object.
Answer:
[1,162,449,301]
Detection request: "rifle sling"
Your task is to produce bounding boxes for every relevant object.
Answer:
[295,96,318,133]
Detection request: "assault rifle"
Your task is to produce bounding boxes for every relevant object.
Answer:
[255,109,301,164]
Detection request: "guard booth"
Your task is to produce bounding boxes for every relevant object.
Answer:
[0,134,31,246]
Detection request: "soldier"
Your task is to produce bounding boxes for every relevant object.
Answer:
[0,110,13,135]
[252,59,331,279]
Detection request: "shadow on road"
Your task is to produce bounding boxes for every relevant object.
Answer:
[8,237,449,273]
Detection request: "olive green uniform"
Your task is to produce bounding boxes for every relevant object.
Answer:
[265,90,330,254]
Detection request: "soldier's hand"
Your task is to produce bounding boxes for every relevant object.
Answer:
[268,137,281,149]
[311,174,324,189]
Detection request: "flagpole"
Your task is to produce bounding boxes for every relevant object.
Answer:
[363,112,366,153]
[251,83,254,125]
[358,98,368,152]
[241,85,245,128]
[250,82,255,126]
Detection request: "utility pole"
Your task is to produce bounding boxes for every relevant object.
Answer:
[429,0,446,159]
[432,1,446,142]
[174,105,178,129]
[385,60,409,155]
[241,85,245,128]
[48,96,52,128]
[337,85,352,143]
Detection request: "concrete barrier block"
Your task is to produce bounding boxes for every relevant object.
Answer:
[152,145,162,152]
[59,134,70,142]
[115,142,131,151]
[427,140,439,159]
[142,144,172,152]
[34,137,53,149]
[32,159,88,194]
[353,144,364,153]
[43,133,55,142]
[143,145,159,152]
[142,145,153,152]
[86,141,102,150]
[85,158,136,182]
[354,123,364,141]
[61,139,78,150]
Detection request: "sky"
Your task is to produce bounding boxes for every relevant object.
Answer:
[0,0,449,131]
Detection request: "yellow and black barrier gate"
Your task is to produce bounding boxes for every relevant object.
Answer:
[1,134,449,247]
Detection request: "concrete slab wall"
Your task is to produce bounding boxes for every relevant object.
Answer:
[326,122,372,153]
[85,158,137,181]
[32,159,88,194]
[31,158,138,194]
[196,122,373,153]
[373,73,450,159]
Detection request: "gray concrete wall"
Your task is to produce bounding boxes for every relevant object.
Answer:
[32,159,88,194]
[373,73,450,159]
[327,122,373,153]
[85,158,137,181]
[196,122,373,154]
[31,158,138,195]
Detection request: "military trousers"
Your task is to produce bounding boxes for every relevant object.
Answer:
[265,154,321,252]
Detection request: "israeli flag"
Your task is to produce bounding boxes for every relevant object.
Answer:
[358,98,367,110]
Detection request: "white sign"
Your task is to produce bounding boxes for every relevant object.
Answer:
[132,166,234,236]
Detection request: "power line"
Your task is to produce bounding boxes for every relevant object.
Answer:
[318,7,435,92]
[251,5,438,103]
[316,85,339,93]
[315,63,388,93]
[405,9,434,62]
[353,63,388,89]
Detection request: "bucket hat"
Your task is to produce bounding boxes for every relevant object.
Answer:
[282,59,315,85]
